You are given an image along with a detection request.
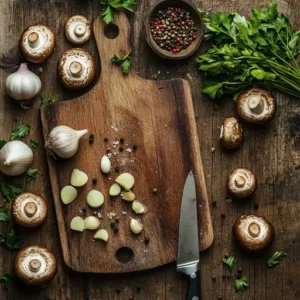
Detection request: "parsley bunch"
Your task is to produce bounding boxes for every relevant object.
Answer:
[100,0,136,24]
[111,51,132,74]
[197,3,300,101]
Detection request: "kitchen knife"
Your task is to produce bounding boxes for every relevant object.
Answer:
[177,171,201,300]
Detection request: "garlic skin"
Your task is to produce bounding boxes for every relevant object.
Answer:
[0,141,33,176]
[100,155,111,174]
[6,64,41,101]
[46,125,88,158]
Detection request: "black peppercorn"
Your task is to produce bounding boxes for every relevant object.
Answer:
[114,227,119,233]
[115,166,120,172]
[144,237,150,244]
[92,178,97,184]
[212,201,217,207]
[238,267,243,273]
[119,137,124,144]
[116,288,120,293]
[115,217,119,223]
[104,137,108,142]
[254,202,259,209]
[133,144,137,151]
[119,147,123,152]
[110,222,115,229]
[89,134,94,144]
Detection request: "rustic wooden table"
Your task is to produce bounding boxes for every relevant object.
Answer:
[0,0,299,299]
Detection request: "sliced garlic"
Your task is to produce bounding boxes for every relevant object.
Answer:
[70,169,88,187]
[84,216,100,230]
[115,173,135,190]
[109,183,121,196]
[61,185,78,204]
[70,216,84,232]
[132,200,146,214]
[100,155,111,174]
[121,191,135,202]
[86,190,104,208]
[130,218,143,234]
[94,229,109,242]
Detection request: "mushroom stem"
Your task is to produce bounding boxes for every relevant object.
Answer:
[24,202,38,217]
[29,259,41,272]
[234,175,246,187]
[69,61,83,76]
[28,32,39,47]
[247,95,264,114]
[74,24,87,37]
[248,222,261,237]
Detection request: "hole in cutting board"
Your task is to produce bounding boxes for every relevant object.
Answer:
[115,247,134,263]
[104,23,119,39]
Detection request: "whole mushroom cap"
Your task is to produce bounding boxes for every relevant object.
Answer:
[58,48,96,90]
[19,25,56,63]
[219,117,243,149]
[227,168,257,198]
[233,214,275,253]
[12,193,48,228]
[14,245,57,287]
[236,88,276,124]
[65,15,92,45]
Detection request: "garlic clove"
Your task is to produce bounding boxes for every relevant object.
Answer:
[115,173,135,190]
[132,200,147,214]
[0,141,33,176]
[100,155,111,174]
[46,125,88,159]
[86,190,104,208]
[121,191,135,202]
[94,229,109,242]
[70,216,84,232]
[109,183,121,196]
[130,219,144,234]
[61,186,78,204]
[84,216,100,230]
[70,169,88,187]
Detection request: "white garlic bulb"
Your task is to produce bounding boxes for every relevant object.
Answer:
[6,63,42,101]
[0,141,33,176]
[46,125,88,158]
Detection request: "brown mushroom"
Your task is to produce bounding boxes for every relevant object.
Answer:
[227,168,257,198]
[58,48,96,89]
[219,117,243,149]
[14,245,57,287]
[233,215,275,253]
[19,25,56,63]
[65,15,92,45]
[12,193,47,228]
[236,88,276,124]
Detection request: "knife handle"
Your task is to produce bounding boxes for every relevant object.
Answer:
[186,271,201,300]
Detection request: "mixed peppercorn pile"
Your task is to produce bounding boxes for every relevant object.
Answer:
[150,7,197,53]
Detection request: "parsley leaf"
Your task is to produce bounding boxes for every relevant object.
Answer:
[235,275,248,293]
[267,251,287,267]
[100,0,136,24]
[10,124,30,141]
[0,274,14,290]
[1,229,22,250]
[0,177,25,202]
[25,168,42,182]
[41,93,57,107]
[111,51,132,75]
[0,207,10,222]
[223,255,238,270]
[0,140,6,149]
[30,138,39,149]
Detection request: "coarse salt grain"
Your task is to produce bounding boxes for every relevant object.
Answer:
[126,148,132,153]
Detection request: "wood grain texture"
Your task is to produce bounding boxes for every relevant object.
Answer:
[0,0,300,299]
[40,13,213,273]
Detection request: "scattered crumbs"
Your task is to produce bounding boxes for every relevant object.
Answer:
[108,177,112,180]
[143,249,149,253]
[38,67,43,72]
[113,152,117,156]
[211,147,215,153]
[122,211,127,215]
[167,71,169,74]
[107,212,117,219]
[107,153,112,158]
[97,212,102,219]
[152,74,158,80]
[130,160,135,163]
[164,124,168,127]
[157,70,161,74]
[79,209,83,214]
[93,211,97,215]
[225,197,232,204]
[113,141,120,145]
[126,148,132,153]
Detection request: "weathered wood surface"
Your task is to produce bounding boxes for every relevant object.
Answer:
[41,12,213,273]
[0,0,299,299]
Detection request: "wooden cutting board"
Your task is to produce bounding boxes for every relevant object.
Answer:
[41,13,213,273]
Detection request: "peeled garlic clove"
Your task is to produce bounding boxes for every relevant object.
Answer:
[121,191,135,202]
[70,216,84,232]
[86,190,104,208]
[84,216,100,230]
[109,183,121,196]
[70,169,88,187]
[100,155,111,174]
[130,219,143,234]
[94,229,109,242]
[115,173,135,190]
[132,200,146,214]
[61,186,77,204]
[0,141,33,176]
[46,125,88,159]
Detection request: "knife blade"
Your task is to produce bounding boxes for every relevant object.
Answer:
[177,171,201,300]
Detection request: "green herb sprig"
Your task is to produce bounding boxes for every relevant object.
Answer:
[223,255,238,270]
[235,275,248,293]
[0,274,14,290]
[1,229,22,251]
[267,251,287,267]
[30,138,39,149]
[25,168,42,182]
[0,207,10,222]
[10,124,30,141]
[41,93,57,107]
[0,176,24,202]
[111,51,132,74]
[0,140,6,149]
